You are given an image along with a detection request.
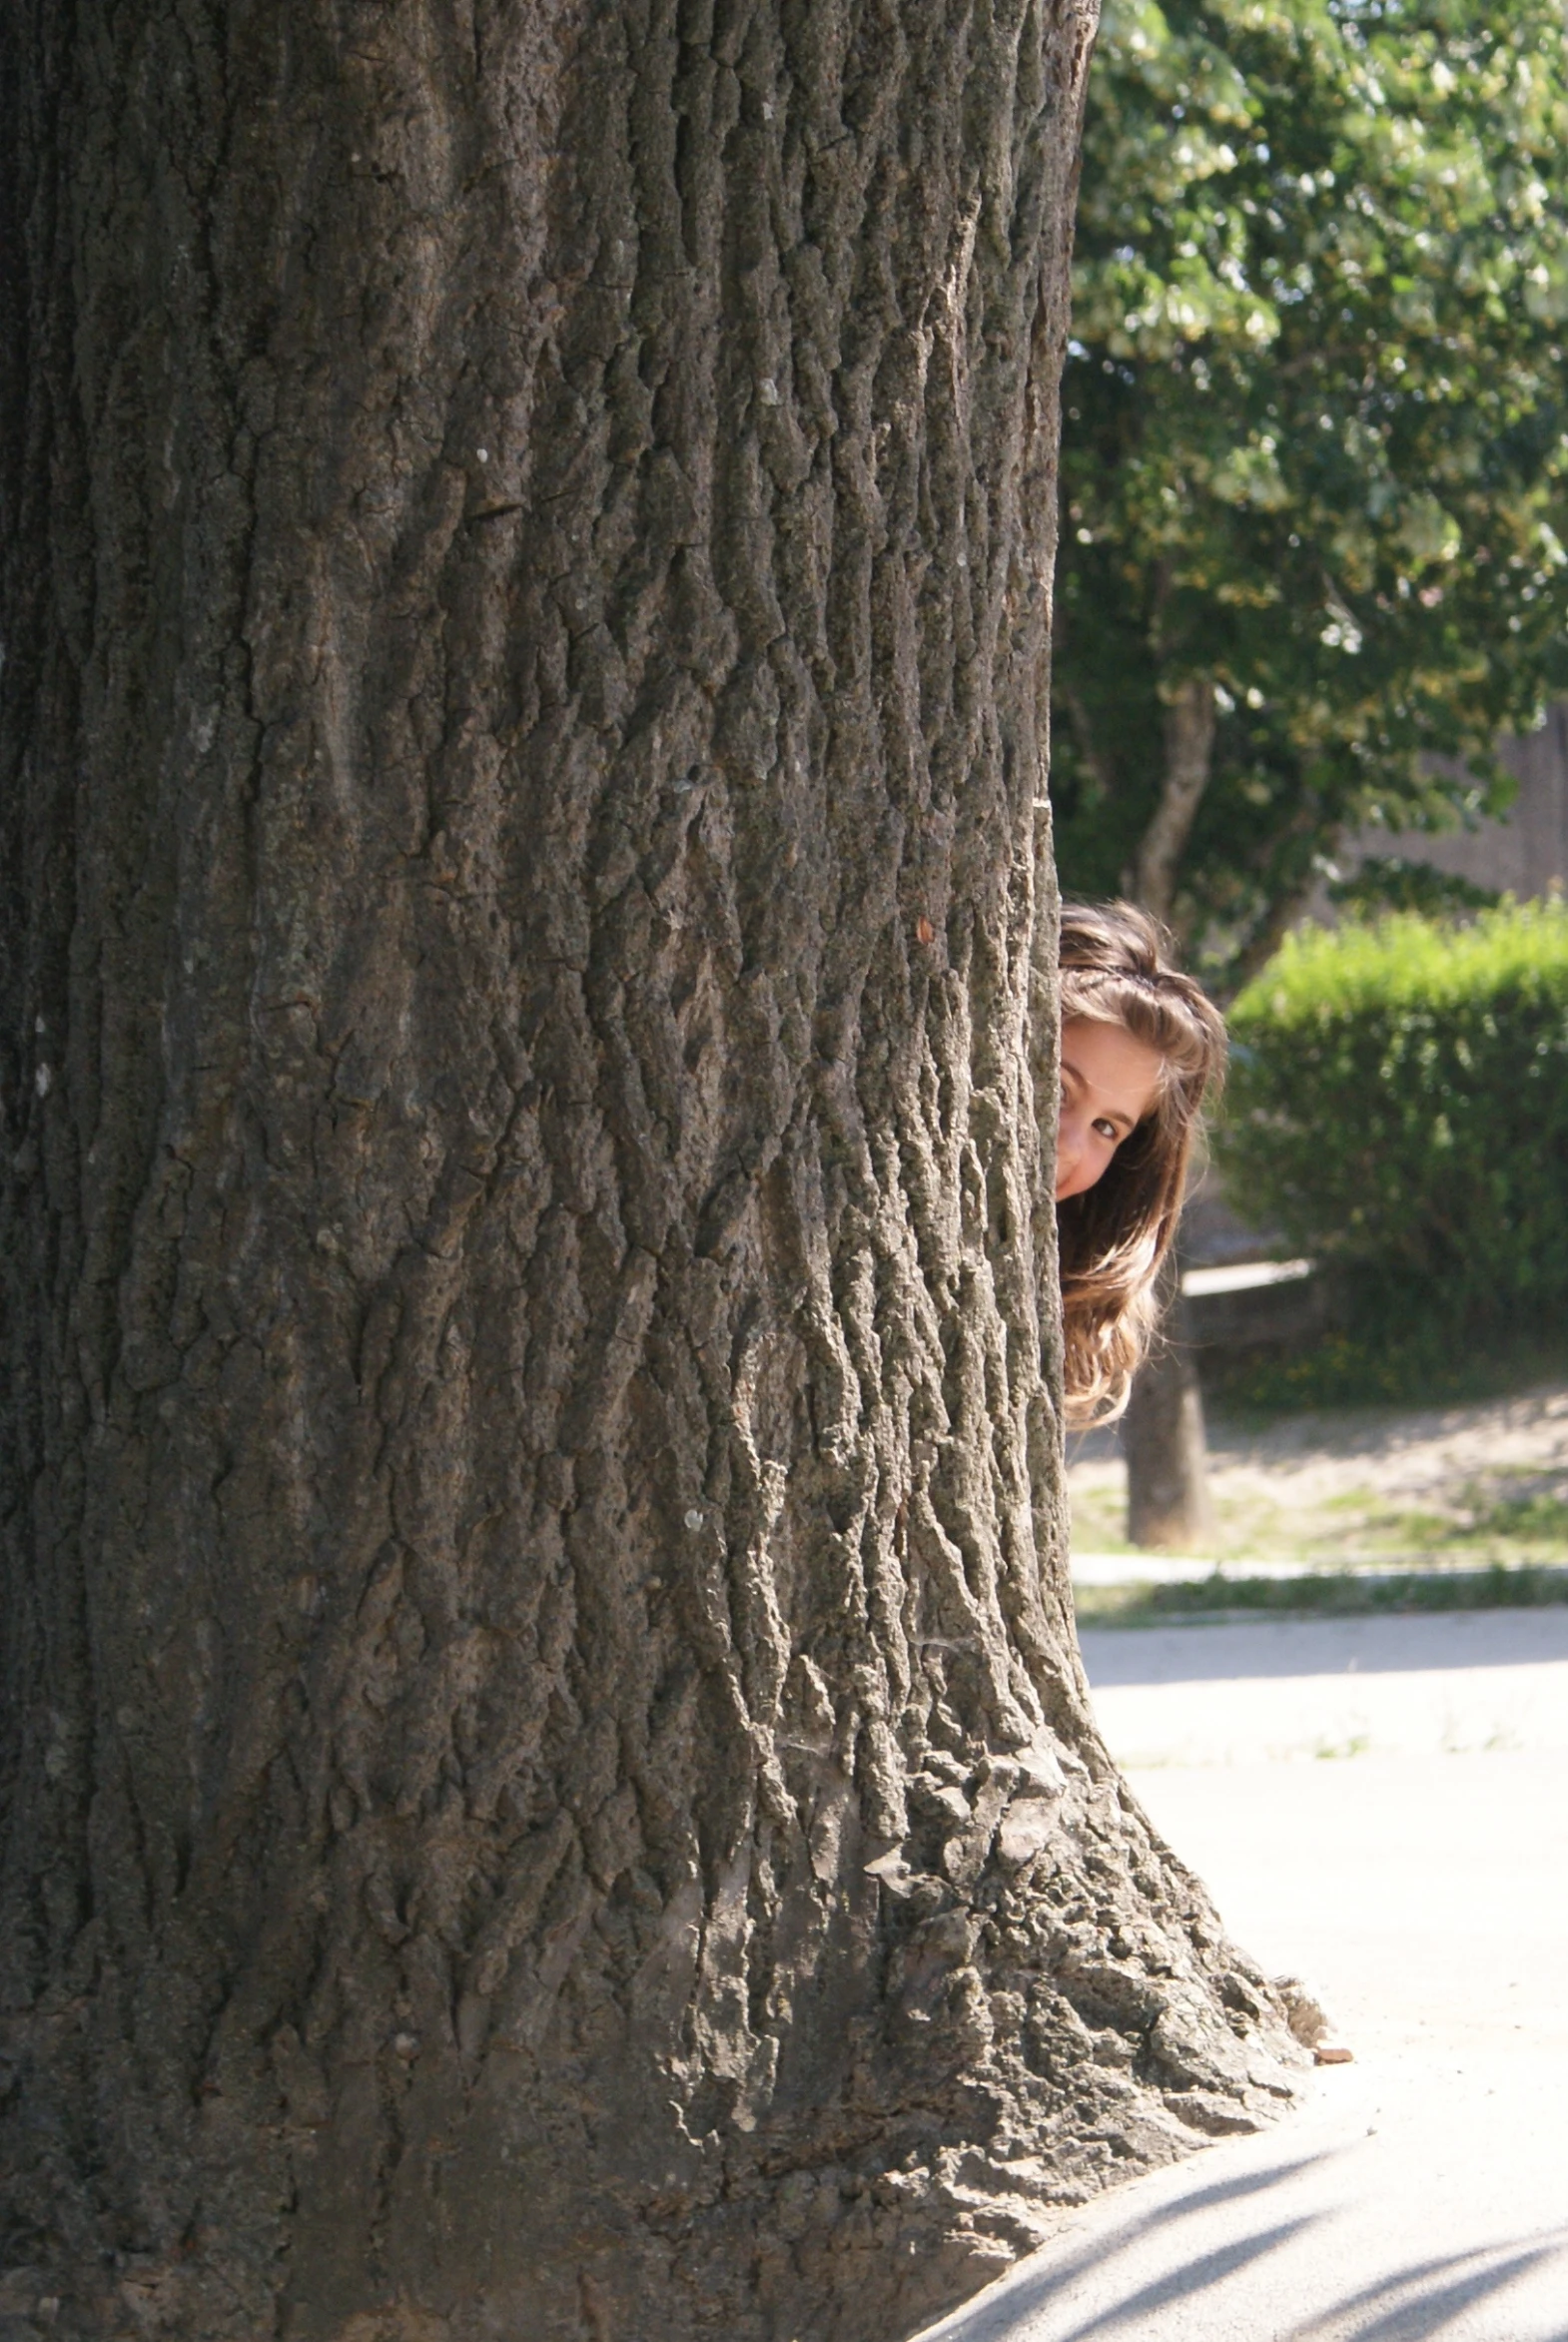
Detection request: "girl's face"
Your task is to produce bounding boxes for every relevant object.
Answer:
[1056,1017,1164,1200]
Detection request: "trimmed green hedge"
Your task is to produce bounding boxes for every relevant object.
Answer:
[1220,902,1568,1340]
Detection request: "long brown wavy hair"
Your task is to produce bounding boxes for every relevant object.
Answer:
[1056,902,1227,1425]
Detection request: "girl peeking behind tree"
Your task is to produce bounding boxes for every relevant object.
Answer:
[1055,902,1227,1425]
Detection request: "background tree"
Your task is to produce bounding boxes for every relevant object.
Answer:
[1054,0,1568,982]
[1056,0,1568,1554]
[0,5,1297,2338]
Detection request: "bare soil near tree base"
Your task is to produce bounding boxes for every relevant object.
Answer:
[1069,1381,1568,1573]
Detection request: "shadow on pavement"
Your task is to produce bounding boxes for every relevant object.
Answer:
[919,2144,1568,2342]
[1287,2234,1568,2341]
[919,2153,1336,2339]
[1045,2216,1324,2338]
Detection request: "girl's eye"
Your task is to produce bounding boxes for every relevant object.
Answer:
[1092,1118,1120,1144]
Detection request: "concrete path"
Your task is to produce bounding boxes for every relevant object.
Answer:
[912,1609,1568,2342]
[1086,1606,1568,1765]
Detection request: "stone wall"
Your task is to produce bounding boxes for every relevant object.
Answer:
[1355,703,1568,898]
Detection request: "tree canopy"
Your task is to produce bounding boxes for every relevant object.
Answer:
[1053,0,1568,981]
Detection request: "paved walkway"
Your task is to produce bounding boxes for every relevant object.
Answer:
[1087,1605,1568,1765]
[913,1609,1568,2342]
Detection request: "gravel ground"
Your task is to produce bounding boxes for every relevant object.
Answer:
[1068,1382,1568,1568]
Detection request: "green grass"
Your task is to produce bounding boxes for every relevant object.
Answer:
[1313,1733,1371,1761]
[1481,1492,1568,1540]
[1073,1561,1568,1629]
[1071,1473,1568,1578]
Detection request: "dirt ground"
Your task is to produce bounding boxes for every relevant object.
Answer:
[1068,1380,1568,1566]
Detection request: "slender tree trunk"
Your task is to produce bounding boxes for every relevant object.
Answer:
[0,9,1295,2339]
[1122,1260,1214,1553]
[1122,679,1217,1549]
[1130,675,1217,925]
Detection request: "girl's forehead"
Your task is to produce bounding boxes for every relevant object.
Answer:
[1061,1015,1166,1108]
[1062,1011,1163,1055]
[1062,996,1193,1088]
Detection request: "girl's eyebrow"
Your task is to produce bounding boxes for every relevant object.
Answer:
[1061,1054,1138,1134]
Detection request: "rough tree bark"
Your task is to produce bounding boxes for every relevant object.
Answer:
[0,8,1297,2339]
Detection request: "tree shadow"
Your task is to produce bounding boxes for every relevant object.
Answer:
[1044,2214,1324,2337]
[918,2151,1335,2339]
[916,2140,1568,2342]
[1286,2233,1568,2340]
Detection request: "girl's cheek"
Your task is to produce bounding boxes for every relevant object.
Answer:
[1056,1143,1107,1201]
[1077,1138,1114,1196]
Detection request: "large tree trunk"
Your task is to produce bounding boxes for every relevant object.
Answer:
[0,8,1295,2339]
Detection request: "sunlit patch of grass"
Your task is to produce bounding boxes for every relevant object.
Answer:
[1066,1484,1136,1553]
[1468,1492,1568,1542]
[1352,1507,1458,1549]
[1319,1487,1383,1514]
[1070,1479,1568,1582]
[1068,1392,1568,1587]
